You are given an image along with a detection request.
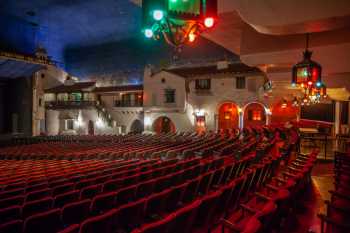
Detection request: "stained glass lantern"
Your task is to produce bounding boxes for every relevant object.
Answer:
[292,34,322,89]
[292,50,322,88]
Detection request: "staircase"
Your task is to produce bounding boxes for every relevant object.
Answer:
[95,101,114,127]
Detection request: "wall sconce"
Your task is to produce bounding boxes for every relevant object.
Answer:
[194,109,205,117]
[144,117,152,126]
[224,112,231,120]
[75,111,84,127]
[237,107,242,114]
[96,117,104,128]
[265,108,272,115]
[281,99,287,108]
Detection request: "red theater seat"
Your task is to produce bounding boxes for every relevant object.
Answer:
[79,184,102,199]
[136,180,156,199]
[23,208,62,233]
[0,205,21,225]
[0,219,23,233]
[79,208,117,233]
[54,190,80,208]
[22,197,54,219]
[145,189,171,221]
[58,224,79,233]
[61,199,91,226]
[170,200,201,233]
[90,191,117,215]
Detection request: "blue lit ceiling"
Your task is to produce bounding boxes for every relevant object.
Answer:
[0,0,237,80]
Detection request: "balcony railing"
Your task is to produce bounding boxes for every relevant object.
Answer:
[45,101,97,109]
[114,101,143,108]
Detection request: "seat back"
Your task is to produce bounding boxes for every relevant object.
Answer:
[57,224,79,233]
[136,180,155,199]
[116,185,137,205]
[169,200,201,233]
[197,172,213,195]
[117,198,147,232]
[165,183,187,212]
[52,183,75,196]
[131,214,175,233]
[80,184,102,199]
[23,208,62,233]
[145,189,171,219]
[0,205,21,225]
[0,219,23,233]
[25,188,52,202]
[79,208,118,233]
[54,190,80,208]
[195,190,222,227]
[22,197,54,219]
[102,179,123,193]
[61,199,91,226]
[91,192,117,215]
[0,195,25,209]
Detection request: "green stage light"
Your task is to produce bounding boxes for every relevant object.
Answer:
[153,10,164,21]
[144,29,154,38]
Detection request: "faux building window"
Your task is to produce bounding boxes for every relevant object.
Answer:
[248,110,263,121]
[65,119,74,130]
[236,76,246,89]
[195,79,211,90]
[164,89,176,103]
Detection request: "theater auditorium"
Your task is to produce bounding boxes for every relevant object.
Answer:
[0,0,349,233]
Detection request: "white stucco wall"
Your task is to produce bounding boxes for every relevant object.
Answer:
[143,66,268,132]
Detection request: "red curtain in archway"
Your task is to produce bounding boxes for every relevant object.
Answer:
[218,103,239,131]
[153,117,176,134]
[244,103,266,128]
[271,101,299,124]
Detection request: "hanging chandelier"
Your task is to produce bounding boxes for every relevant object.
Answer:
[291,33,327,105]
[142,0,218,49]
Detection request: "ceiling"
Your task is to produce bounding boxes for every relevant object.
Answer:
[1,0,350,84]
[0,0,236,79]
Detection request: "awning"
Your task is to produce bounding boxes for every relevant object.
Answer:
[0,58,45,78]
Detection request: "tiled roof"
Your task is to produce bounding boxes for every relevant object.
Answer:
[165,63,262,78]
[45,82,96,93]
[93,84,143,93]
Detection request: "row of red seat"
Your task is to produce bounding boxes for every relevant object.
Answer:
[0,133,225,160]
[318,151,350,233]
[220,147,318,232]
[0,127,294,233]
[0,132,266,232]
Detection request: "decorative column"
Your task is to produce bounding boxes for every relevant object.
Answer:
[335,101,341,135]
[238,108,243,130]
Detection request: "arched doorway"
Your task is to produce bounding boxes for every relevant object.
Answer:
[88,120,94,135]
[218,102,239,131]
[130,119,144,134]
[153,117,176,134]
[243,103,266,128]
[271,101,299,124]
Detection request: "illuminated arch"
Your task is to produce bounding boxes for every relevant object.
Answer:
[242,102,267,128]
[152,116,176,134]
[217,102,240,132]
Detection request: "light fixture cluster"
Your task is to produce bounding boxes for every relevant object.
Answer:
[142,0,217,48]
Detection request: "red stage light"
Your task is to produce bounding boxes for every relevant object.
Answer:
[204,17,215,28]
[188,33,196,43]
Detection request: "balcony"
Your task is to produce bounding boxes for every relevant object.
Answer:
[114,100,143,108]
[45,101,97,109]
